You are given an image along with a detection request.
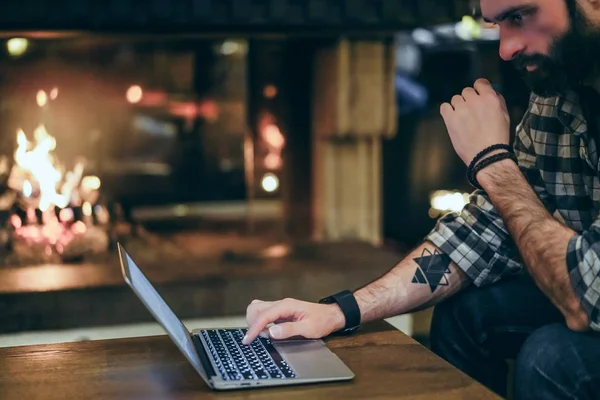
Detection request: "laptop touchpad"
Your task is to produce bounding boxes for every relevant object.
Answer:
[274,340,352,380]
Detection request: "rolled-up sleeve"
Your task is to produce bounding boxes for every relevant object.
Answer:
[426,191,523,286]
[426,101,556,287]
[567,227,600,331]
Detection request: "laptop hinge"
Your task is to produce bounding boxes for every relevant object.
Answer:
[191,333,217,379]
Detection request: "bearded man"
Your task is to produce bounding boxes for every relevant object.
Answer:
[243,1,600,398]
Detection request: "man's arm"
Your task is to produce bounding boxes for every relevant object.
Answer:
[439,79,593,332]
[353,241,470,325]
[243,242,470,343]
[477,160,590,331]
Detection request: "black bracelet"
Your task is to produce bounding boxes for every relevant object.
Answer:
[468,151,518,189]
[467,144,514,177]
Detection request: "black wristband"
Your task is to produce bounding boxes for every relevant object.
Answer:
[468,151,518,190]
[467,144,514,175]
[318,290,361,333]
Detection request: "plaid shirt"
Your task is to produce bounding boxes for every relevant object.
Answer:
[426,89,600,331]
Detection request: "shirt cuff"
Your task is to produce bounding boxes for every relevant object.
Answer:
[426,213,522,287]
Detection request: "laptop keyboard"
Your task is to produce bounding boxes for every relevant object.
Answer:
[201,329,296,381]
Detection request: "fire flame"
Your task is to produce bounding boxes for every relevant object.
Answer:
[9,124,95,215]
[4,92,110,260]
[13,125,71,211]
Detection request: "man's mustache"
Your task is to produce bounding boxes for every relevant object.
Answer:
[511,54,553,71]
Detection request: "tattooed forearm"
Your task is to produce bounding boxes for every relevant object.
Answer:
[412,248,452,293]
[352,242,470,324]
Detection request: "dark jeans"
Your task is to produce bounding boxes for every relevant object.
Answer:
[430,274,600,399]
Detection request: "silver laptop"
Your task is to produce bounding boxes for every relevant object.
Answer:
[117,243,355,391]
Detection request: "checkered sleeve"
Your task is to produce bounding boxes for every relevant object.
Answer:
[425,191,523,287]
[426,101,556,287]
[566,223,600,331]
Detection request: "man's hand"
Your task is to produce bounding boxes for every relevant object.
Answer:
[242,244,472,344]
[440,78,511,165]
[242,298,346,345]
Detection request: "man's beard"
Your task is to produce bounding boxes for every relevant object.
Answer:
[511,2,600,97]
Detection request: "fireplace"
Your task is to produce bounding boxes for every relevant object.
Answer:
[0,1,504,336]
[0,35,262,269]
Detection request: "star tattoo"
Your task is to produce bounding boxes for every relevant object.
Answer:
[412,248,452,293]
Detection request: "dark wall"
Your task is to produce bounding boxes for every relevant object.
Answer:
[382,41,530,247]
[0,0,473,33]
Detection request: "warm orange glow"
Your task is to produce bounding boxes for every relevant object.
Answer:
[139,90,167,106]
[10,214,22,229]
[82,202,92,217]
[429,190,470,218]
[94,205,110,225]
[9,124,93,212]
[7,38,28,57]
[264,153,282,170]
[50,87,59,100]
[59,208,74,222]
[263,84,278,99]
[169,102,197,120]
[17,213,70,246]
[14,264,90,292]
[36,90,48,107]
[262,244,290,258]
[6,94,106,253]
[197,99,219,122]
[14,126,63,211]
[27,208,36,224]
[126,85,143,104]
[72,221,87,235]
[81,175,101,191]
[263,124,285,149]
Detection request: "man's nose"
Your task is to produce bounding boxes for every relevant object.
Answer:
[498,28,526,61]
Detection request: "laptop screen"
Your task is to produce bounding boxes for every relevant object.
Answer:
[122,250,206,376]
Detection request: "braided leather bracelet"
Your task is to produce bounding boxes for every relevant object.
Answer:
[467,144,514,175]
[467,151,518,190]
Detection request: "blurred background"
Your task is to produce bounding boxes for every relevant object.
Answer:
[0,0,530,348]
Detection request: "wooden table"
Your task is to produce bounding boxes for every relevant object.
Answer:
[0,321,500,400]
